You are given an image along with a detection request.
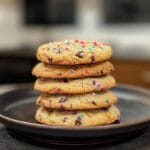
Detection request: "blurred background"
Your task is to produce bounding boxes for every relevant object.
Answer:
[0,0,149,89]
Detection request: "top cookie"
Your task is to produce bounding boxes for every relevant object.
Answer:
[36,40,112,65]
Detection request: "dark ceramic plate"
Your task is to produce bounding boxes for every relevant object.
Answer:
[0,84,150,146]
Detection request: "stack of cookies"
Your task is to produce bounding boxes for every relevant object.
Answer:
[32,40,120,126]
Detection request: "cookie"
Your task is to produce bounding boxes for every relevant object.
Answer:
[36,40,112,65]
[34,75,116,94]
[32,61,114,79]
[35,105,120,126]
[37,92,117,110]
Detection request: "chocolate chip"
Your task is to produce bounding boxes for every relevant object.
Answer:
[70,66,78,73]
[62,117,68,122]
[55,48,61,54]
[90,55,95,62]
[72,66,77,71]
[92,101,97,105]
[71,66,79,71]
[75,116,82,126]
[60,103,65,110]
[37,100,41,105]
[92,80,96,85]
[102,107,108,111]
[48,58,52,64]
[40,78,48,82]
[59,96,68,103]
[49,99,52,104]
[100,70,104,75]
[100,87,106,92]
[60,79,68,83]
[75,51,84,58]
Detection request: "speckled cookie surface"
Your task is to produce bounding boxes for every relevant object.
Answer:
[37,92,117,110]
[35,105,120,126]
[34,75,116,94]
[36,40,112,65]
[32,61,114,79]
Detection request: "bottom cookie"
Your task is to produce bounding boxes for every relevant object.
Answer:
[35,105,120,126]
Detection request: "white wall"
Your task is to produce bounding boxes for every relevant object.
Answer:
[0,0,150,59]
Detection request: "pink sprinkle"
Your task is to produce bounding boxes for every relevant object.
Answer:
[80,41,85,44]
[94,41,101,46]
[102,43,109,46]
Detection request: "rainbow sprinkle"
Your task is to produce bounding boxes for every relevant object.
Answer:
[105,99,109,103]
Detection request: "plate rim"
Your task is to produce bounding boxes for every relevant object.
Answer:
[0,84,150,131]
